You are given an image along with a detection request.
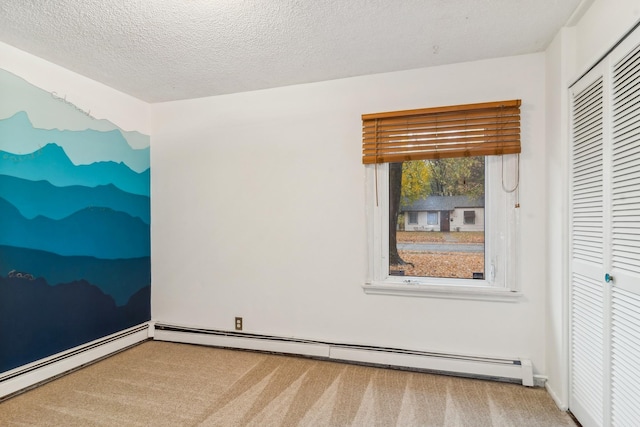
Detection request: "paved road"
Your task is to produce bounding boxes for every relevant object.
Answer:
[397,243,484,253]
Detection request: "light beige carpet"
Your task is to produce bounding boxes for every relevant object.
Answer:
[0,341,576,426]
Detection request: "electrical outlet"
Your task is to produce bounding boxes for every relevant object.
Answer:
[235,317,243,331]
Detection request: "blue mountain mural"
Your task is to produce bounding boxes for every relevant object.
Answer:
[0,245,150,306]
[0,70,150,152]
[0,143,150,196]
[0,111,150,173]
[0,274,150,372]
[0,67,150,376]
[0,197,150,259]
[0,174,150,224]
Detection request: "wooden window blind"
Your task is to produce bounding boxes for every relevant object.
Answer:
[362,100,521,164]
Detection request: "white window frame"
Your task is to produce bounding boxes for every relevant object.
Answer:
[364,156,522,301]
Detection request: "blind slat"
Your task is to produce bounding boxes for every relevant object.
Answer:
[362,100,521,164]
[364,122,521,139]
[363,138,521,154]
[363,129,521,145]
[364,110,520,128]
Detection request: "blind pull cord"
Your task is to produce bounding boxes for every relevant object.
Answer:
[501,153,520,194]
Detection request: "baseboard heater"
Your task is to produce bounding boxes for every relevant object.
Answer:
[153,324,534,387]
[0,323,150,400]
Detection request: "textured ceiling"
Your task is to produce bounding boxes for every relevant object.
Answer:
[0,0,582,103]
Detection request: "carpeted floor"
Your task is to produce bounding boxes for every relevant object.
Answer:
[0,341,576,426]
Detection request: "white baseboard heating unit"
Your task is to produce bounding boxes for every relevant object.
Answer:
[0,323,151,400]
[153,324,535,387]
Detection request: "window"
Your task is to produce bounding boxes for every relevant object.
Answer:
[407,212,418,224]
[390,157,485,279]
[362,100,522,300]
[427,212,438,225]
[464,211,476,224]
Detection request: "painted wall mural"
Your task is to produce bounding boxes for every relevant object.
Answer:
[0,70,150,373]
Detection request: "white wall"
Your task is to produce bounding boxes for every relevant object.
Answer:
[544,0,640,409]
[572,0,640,80]
[152,53,549,373]
[544,26,575,410]
[0,42,150,135]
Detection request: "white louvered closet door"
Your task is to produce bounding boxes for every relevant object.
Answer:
[570,27,640,427]
[608,33,640,427]
[570,64,607,427]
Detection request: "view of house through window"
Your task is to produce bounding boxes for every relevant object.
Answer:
[389,157,485,279]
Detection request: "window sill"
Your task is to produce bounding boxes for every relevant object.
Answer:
[363,282,523,302]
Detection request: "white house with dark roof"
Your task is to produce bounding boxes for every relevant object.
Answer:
[401,195,484,232]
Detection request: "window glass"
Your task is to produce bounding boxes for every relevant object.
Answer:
[427,212,438,225]
[464,211,476,224]
[390,157,485,279]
